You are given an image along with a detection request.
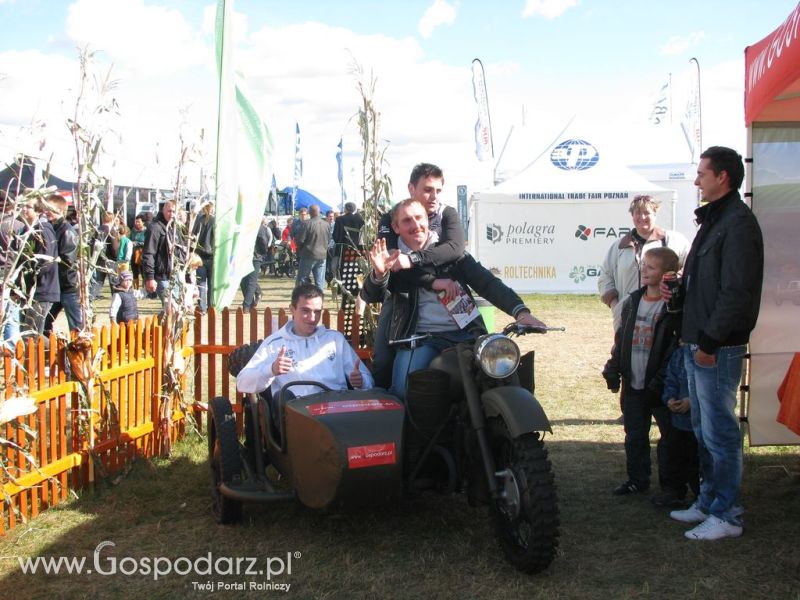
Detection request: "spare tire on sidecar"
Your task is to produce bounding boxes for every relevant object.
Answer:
[208,341,405,524]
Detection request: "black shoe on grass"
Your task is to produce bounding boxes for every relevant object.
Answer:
[613,480,649,495]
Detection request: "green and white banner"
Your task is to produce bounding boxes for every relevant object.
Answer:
[213,0,273,308]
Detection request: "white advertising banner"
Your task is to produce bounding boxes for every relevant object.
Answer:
[472,194,673,293]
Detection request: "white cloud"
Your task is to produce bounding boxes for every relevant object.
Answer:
[660,31,705,56]
[65,0,209,76]
[418,0,457,39]
[522,0,578,19]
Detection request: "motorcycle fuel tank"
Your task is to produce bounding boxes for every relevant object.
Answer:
[284,389,404,510]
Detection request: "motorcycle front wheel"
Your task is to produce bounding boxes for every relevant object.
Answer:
[488,418,559,574]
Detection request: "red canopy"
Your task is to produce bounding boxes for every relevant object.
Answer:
[744,2,800,125]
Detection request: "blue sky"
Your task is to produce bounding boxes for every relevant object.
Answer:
[1,0,797,205]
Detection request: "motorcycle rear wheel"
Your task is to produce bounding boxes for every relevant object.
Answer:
[489,418,559,573]
[208,396,244,524]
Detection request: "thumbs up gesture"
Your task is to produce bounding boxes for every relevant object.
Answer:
[271,345,292,376]
[349,357,364,389]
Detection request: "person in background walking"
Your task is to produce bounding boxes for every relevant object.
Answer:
[294,204,330,293]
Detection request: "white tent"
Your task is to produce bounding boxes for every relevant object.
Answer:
[469,138,675,293]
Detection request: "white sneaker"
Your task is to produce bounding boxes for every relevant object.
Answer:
[670,502,707,523]
[684,515,742,540]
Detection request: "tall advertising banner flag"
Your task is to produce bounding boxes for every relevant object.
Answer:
[336,137,345,211]
[292,122,302,213]
[213,0,274,308]
[649,76,670,125]
[681,58,702,163]
[471,58,494,162]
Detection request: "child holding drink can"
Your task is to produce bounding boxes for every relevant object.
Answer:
[602,247,683,498]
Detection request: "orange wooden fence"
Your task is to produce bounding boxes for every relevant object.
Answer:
[0,317,189,534]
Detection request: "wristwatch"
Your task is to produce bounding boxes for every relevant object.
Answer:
[409,251,422,266]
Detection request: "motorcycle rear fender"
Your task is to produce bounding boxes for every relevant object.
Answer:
[481,386,552,437]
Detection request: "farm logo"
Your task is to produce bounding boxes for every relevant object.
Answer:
[550,139,600,171]
[570,265,603,283]
[574,224,631,240]
[486,223,503,244]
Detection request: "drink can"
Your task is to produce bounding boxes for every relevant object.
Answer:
[663,271,681,312]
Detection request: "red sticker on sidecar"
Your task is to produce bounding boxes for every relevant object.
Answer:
[307,399,403,416]
[347,443,397,469]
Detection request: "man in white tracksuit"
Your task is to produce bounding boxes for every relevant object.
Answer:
[237,282,374,398]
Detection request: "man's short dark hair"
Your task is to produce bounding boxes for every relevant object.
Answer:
[325,209,335,217]
[291,282,324,306]
[309,204,320,217]
[700,146,744,191]
[344,201,356,213]
[409,163,444,186]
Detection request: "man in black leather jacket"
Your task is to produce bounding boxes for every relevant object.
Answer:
[362,198,545,399]
[666,146,763,541]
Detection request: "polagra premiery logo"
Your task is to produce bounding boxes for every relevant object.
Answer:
[575,225,592,240]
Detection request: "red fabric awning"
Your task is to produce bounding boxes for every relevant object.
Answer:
[744,2,800,125]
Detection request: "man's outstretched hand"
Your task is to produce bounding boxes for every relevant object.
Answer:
[369,238,401,278]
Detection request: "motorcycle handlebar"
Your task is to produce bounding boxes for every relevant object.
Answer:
[501,323,566,336]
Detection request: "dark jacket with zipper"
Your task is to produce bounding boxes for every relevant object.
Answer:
[679,190,763,354]
[51,217,79,294]
[361,251,528,341]
[142,213,180,281]
[602,287,681,404]
[24,217,60,303]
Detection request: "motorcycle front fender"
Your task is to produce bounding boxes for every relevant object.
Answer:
[481,386,552,437]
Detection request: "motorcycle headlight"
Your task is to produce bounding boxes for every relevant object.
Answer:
[475,334,520,378]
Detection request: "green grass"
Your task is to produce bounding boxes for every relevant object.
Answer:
[1,290,799,600]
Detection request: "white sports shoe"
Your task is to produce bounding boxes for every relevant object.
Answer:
[685,515,743,540]
[670,502,707,523]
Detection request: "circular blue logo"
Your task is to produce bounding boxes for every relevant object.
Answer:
[550,139,600,171]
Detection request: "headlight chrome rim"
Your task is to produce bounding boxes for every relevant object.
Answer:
[475,334,520,378]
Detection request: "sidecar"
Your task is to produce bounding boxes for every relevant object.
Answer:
[208,342,406,523]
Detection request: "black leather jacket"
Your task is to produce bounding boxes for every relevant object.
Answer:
[679,190,763,354]
[361,252,528,341]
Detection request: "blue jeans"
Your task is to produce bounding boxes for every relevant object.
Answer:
[2,298,21,348]
[390,330,475,400]
[156,279,170,309]
[45,292,84,334]
[296,257,326,292]
[684,344,746,525]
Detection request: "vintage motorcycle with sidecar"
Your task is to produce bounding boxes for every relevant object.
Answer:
[208,322,560,573]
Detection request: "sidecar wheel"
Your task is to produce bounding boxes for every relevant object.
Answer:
[489,418,559,574]
[208,396,243,524]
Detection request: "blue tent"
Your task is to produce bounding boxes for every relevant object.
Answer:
[280,186,333,213]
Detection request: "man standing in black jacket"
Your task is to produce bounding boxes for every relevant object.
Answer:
[143,200,178,309]
[667,146,764,541]
[20,200,60,337]
[192,202,214,314]
[44,194,83,334]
